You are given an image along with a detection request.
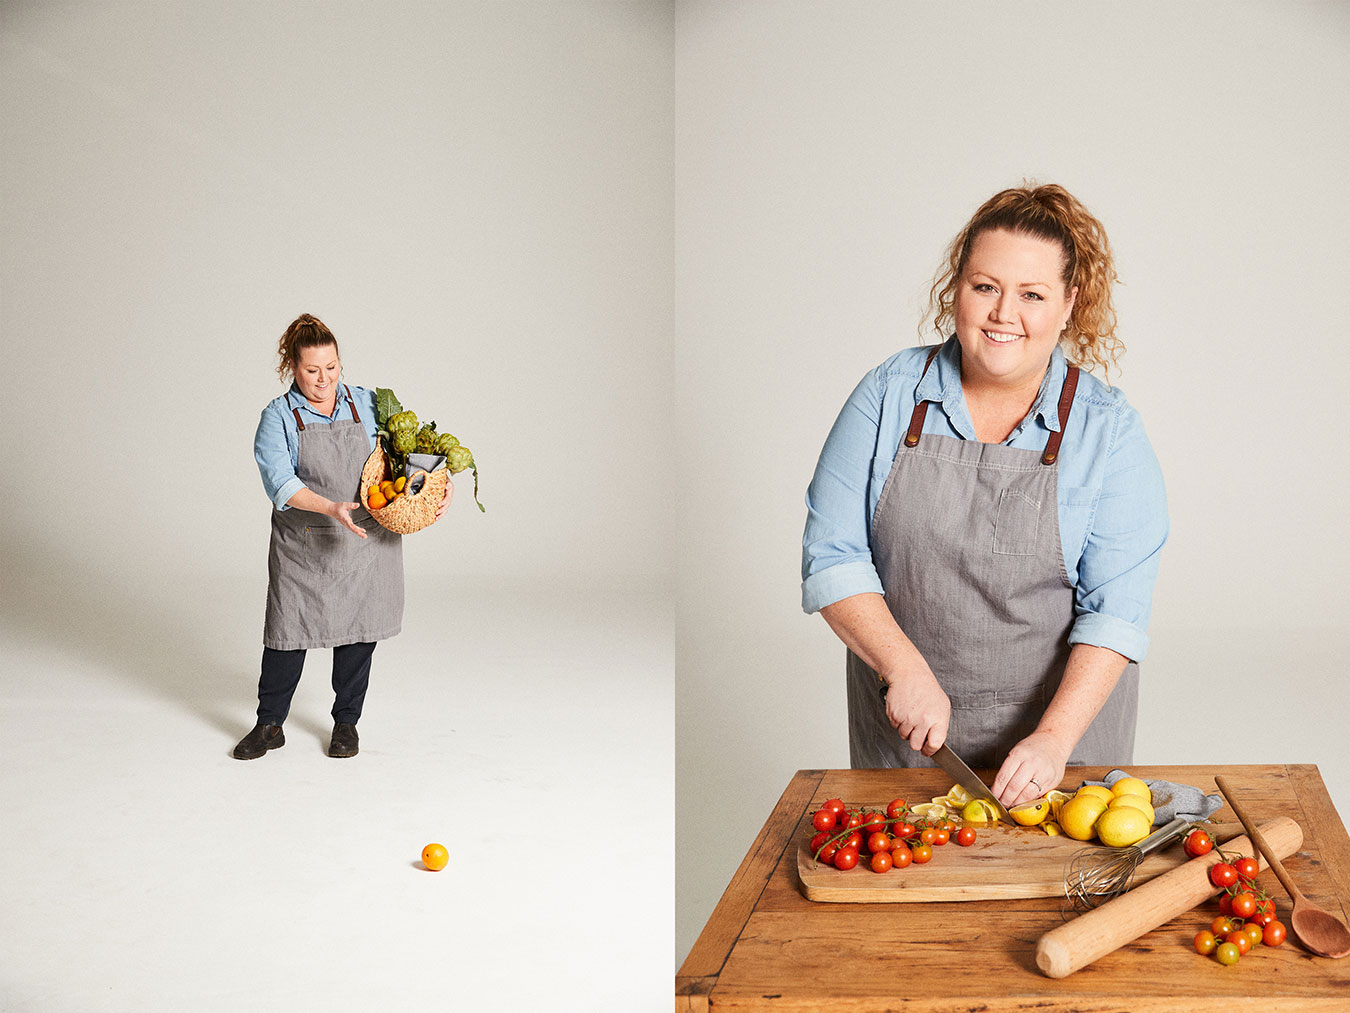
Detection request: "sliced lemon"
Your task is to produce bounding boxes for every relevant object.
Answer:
[1046,789,1072,822]
[1041,821,1062,836]
[961,799,998,824]
[910,802,951,821]
[1009,797,1051,826]
[941,785,974,807]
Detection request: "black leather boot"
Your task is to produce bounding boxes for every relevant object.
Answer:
[233,723,285,760]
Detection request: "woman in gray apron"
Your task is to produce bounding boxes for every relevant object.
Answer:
[233,314,449,760]
[801,184,1168,808]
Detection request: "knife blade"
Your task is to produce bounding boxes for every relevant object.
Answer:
[930,744,1017,826]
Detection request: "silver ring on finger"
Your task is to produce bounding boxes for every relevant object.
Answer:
[1029,778,1040,789]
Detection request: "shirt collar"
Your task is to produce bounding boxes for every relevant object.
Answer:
[918,337,1069,434]
[286,381,348,418]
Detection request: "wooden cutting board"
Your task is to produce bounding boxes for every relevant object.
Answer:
[798,820,1198,903]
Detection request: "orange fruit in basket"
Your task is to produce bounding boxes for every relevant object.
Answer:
[380,480,396,498]
[394,476,406,493]
[368,487,387,510]
[421,843,448,871]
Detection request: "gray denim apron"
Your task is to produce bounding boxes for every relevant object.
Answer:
[263,385,404,650]
[846,348,1137,769]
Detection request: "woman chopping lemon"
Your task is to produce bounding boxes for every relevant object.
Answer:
[802,184,1167,809]
[233,313,449,760]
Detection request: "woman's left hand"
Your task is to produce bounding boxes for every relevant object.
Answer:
[434,478,454,521]
[992,730,1071,808]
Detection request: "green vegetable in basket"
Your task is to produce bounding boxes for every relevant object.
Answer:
[392,429,417,456]
[433,432,460,456]
[388,410,418,435]
[445,445,485,513]
[415,422,439,454]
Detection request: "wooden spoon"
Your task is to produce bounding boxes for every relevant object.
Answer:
[1214,774,1350,958]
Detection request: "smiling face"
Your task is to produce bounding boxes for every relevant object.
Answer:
[953,228,1077,393]
[292,342,341,406]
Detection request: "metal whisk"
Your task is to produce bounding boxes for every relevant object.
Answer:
[1063,816,1193,912]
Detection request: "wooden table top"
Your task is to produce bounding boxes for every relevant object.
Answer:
[677,764,1350,1011]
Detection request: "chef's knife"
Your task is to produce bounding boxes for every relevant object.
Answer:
[930,743,1017,826]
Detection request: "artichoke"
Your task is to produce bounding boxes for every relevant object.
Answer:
[433,432,460,456]
[387,410,418,434]
[415,422,439,454]
[392,430,417,456]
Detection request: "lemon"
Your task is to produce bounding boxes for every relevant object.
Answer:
[943,785,974,807]
[1111,776,1151,801]
[1009,797,1051,826]
[1042,821,1062,836]
[1059,795,1108,841]
[1096,806,1151,847]
[911,802,951,820]
[393,476,407,493]
[961,799,998,824]
[1075,785,1115,805]
[1046,789,1072,822]
[1108,794,1155,825]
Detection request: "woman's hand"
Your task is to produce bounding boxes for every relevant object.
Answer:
[882,666,952,757]
[992,730,1070,808]
[434,478,454,521]
[330,500,367,538]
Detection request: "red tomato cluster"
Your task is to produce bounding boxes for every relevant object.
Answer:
[1187,830,1287,966]
[806,797,977,875]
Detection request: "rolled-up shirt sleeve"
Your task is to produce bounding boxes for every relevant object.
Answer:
[1067,404,1168,661]
[254,402,304,511]
[802,368,888,613]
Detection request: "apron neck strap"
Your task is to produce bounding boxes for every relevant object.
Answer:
[290,386,360,432]
[902,346,942,448]
[1039,365,1080,465]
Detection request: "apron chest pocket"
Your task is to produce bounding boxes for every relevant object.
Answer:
[993,487,1041,556]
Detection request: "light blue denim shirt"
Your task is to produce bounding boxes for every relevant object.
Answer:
[802,338,1168,662]
[254,383,379,511]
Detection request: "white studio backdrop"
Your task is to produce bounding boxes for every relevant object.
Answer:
[675,1,1350,965]
[2,0,674,602]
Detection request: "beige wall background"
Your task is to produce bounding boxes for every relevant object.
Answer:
[675,0,1350,965]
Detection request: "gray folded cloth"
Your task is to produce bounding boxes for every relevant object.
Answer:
[1081,768,1224,826]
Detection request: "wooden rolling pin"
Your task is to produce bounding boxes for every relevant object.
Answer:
[1037,816,1303,978]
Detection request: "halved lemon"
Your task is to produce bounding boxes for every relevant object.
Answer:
[910,802,951,821]
[1009,797,1051,826]
[1046,789,1072,822]
[942,785,974,807]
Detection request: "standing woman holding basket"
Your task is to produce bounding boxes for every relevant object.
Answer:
[801,184,1168,807]
[234,313,449,760]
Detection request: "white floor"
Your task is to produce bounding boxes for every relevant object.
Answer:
[1,574,672,1011]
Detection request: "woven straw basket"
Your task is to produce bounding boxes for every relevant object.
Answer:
[359,445,448,535]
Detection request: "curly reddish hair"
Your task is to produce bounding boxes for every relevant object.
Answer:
[276,313,339,382]
[922,183,1123,378]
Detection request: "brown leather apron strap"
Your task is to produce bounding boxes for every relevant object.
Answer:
[292,406,305,431]
[1040,365,1080,465]
[344,385,361,425]
[903,345,943,448]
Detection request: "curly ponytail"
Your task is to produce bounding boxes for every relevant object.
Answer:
[276,313,339,382]
[922,183,1123,379]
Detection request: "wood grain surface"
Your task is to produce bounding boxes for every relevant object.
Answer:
[677,764,1350,1012]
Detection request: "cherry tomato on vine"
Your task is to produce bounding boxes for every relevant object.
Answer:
[810,831,830,853]
[870,850,893,873]
[1210,916,1232,936]
[919,828,939,845]
[895,821,917,840]
[843,812,863,831]
[841,830,863,852]
[1235,856,1260,882]
[1242,923,1263,949]
[932,828,951,846]
[911,843,933,864]
[1252,909,1276,928]
[886,798,907,819]
[1184,829,1213,857]
[834,846,860,870]
[862,812,887,834]
[938,819,957,833]
[818,842,839,865]
[1231,891,1257,919]
[1218,893,1234,916]
[1215,941,1241,966]
[1263,920,1287,947]
[1210,863,1239,889]
[823,798,846,820]
[867,832,892,854]
[1194,930,1217,956]
[891,844,913,868]
[1224,930,1251,955]
[956,826,977,847]
[812,809,836,833]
